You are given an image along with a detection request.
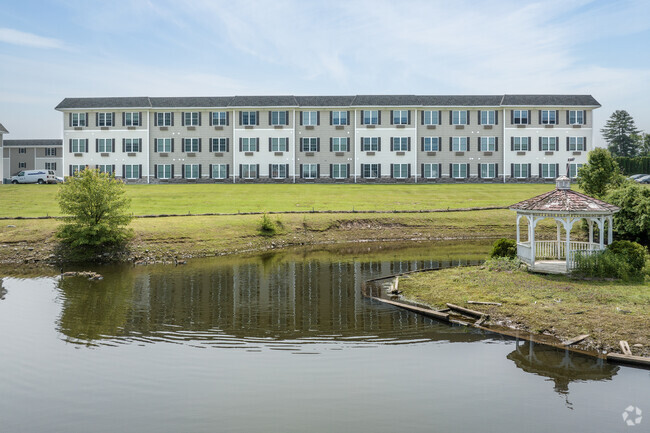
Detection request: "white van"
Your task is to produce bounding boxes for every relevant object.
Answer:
[10,170,57,184]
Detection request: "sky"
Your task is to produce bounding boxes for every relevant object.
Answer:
[1,0,649,147]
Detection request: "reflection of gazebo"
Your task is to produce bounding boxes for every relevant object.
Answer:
[509,176,620,274]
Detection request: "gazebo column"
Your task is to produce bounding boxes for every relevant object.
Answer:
[587,219,594,249]
[597,218,605,250]
[556,220,562,259]
[607,216,613,245]
[565,219,572,272]
[516,215,521,244]
[528,215,536,268]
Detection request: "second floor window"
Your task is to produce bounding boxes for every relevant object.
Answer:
[183,138,200,152]
[451,110,468,125]
[270,111,288,126]
[302,111,318,126]
[479,137,496,152]
[70,113,86,127]
[362,137,379,152]
[332,111,348,125]
[124,138,142,153]
[302,137,318,152]
[568,137,586,151]
[184,112,200,126]
[97,112,114,127]
[392,137,409,151]
[45,148,57,156]
[124,112,140,126]
[240,137,258,152]
[70,139,87,153]
[540,137,558,151]
[540,110,557,125]
[362,110,379,125]
[513,110,529,125]
[392,110,409,125]
[211,138,228,152]
[422,137,439,152]
[18,148,27,154]
[451,137,468,152]
[331,137,348,152]
[156,138,172,153]
[480,110,496,125]
[97,139,113,153]
[271,137,288,152]
[512,137,530,151]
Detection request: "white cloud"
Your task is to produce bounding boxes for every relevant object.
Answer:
[0,28,65,49]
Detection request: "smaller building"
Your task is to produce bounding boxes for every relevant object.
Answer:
[3,139,63,180]
[0,123,7,182]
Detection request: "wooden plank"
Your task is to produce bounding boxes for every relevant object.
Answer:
[562,334,590,346]
[467,301,502,306]
[446,303,486,319]
[474,315,488,327]
[620,340,632,355]
[607,353,650,367]
[370,296,450,321]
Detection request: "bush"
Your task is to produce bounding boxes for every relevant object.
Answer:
[607,240,647,273]
[572,241,646,281]
[258,213,278,237]
[485,257,523,272]
[489,238,517,259]
[607,183,650,246]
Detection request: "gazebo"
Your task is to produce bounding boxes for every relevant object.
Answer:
[509,176,620,274]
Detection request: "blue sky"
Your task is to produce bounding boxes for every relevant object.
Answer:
[1,0,649,146]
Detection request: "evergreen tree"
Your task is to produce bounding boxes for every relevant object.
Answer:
[600,110,640,157]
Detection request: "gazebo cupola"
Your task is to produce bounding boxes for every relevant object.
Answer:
[509,176,620,274]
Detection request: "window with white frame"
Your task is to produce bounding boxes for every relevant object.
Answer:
[18,148,26,154]
[241,137,257,152]
[541,110,557,125]
[452,137,468,152]
[157,112,172,126]
[541,163,557,178]
[124,164,140,179]
[392,137,409,151]
[540,137,558,151]
[513,164,529,178]
[481,163,495,178]
[124,139,141,153]
[423,137,439,152]
[392,163,409,178]
[97,112,114,127]
[45,162,57,171]
[241,111,257,126]
[392,110,409,125]
[452,110,468,125]
[156,138,172,153]
[363,110,379,125]
[480,110,496,125]
[157,164,172,179]
[271,164,287,179]
[211,111,227,126]
[423,164,439,178]
[569,163,583,178]
[124,112,140,126]
[302,111,318,126]
[568,110,584,125]
[211,138,228,152]
[332,111,347,125]
[184,164,199,179]
[362,163,379,178]
[241,164,257,178]
[302,137,318,152]
[97,139,112,153]
[422,110,439,125]
[97,164,113,175]
[70,139,87,153]
[479,137,496,152]
[70,165,84,175]
[568,137,586,151]
[183,138,200,152]
[331,137,348,152]
[332,164,348,179]
[71,113,86,127]
[513,137,529,151]
[303,164,318,179]
[45,148,57,156]
[270,111,288,126]
[452,163,467,178]
[18,162,26,168]
[362,137,379,152]
[212,164,227,179]
[184,112,200,126]
[513,110,528,125]
[271,137,288,152]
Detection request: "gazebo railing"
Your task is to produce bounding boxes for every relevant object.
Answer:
[567,248,601,269]
[517,241,602,264]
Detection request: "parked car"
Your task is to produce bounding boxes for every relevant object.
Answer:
[10,170,57,184]
[637,175,650,184]
[629,174,648,180]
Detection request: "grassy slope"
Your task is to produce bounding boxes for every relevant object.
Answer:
[399,266,650,356]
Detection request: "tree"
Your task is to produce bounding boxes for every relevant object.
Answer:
[577,148,624,198]
[607,183,650,246]
[601,110,640,157]
[635,133,650,157]
[57,169,133,253]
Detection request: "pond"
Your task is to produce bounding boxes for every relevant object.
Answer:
[0,241,647,433]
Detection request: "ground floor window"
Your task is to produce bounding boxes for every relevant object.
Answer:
[362,163,379,178]
[331,164,348,179]
[45,162,57,171]
[513,164,529,178]
[569,163,583,178]
[184,164,199,179]
[271,164,288,179]
[212,164,227,179]
[18,162,26,168]
[541,163,557,179]
[452,163,468,178]
[302,164,318,179]
[124,164,140,179]
[97,164,113,175]
[480,163,495,178]
[69,165,85,176]
[422,163,439,178]
[157,164,172,179]
[392,163,409,179]
[241,164,257,179]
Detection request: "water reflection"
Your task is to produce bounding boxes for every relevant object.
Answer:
[0,279,6,300]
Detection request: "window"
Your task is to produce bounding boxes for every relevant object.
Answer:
[71,113,86,127]
[97,164,113,175]
[362,137,379,152]
[45,148,57,156]
[241,137,257,152]
[540,137,558,151]
[568,110,585,125]
[18,162,26,168]
[513,164,529,178]
[392,137,409,151]
[70,139,87,153]
[97,112,113,127]
[331,137,348,152]
[423,164,439,179]
[513,110,528,125]
[97,139,112,153]
[422,110,439,125]
[212,164,227,179]
[157,164,172,179]
[423,137,439,152]
[451,110,468,125]
[480,110,496,125]
[184,138,200,153]
[568,137,586,151]
[184,112,200,126]
[241,164,257,179]
[302,137,318,152]
[362,163,379,178]
[211,138,228,152]
[124,139,142,153]
[392,163,409,178]
[452,163,467,178]
[480,163,495,178]
[541,110,557,125]
[241,111,257,126]
[479,137,496,152]
[302,164,318,179]
[332,111,348,126]
[302,111,318,126]
[124,164,140,179]
[270,111,288,126]
[184,164,199,179]
[452,137,468,152]
[156,138,172,153]
[569,163,583,178]
[392,110,409,125]
[271,137,288,152]
[211,111,227,126]
[332,164,348,179]
[45,162,57,170]
[156,112,172,126]
[512,137,529,151]
[70,165,84,175]
[124,112,140,126]
[541,164,557,178]
[18,148,27,154]
[362,110,379,125]
[271,164,287,179]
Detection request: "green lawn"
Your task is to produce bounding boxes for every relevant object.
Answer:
[0,183,555,217]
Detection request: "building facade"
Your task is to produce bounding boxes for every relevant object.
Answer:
[2,139,63,179]
[0,123,7,181]
[55,95,599,184]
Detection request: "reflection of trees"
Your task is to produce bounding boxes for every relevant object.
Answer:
[0,279,6,300]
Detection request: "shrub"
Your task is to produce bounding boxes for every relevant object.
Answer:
[607,183,650,246]
[258,213,278,237]
[607,240,647,273]
[489,238,517,259]
[572,241,646,281]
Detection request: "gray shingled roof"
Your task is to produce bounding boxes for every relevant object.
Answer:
[510,188,619,213]
[229,95,298,107]
[0,123,7,134]
[501,94,601,107]
[294,96,356,107]
[4,139,63,147]
[420,95,504,106]
[150,96,233,108]
[352,95,420,106]
[56,97,151,110]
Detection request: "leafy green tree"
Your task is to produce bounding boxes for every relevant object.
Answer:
[577,148,624,198]
[607,183,650,246]
[637,133,650,157]
[601,110,640,157]
[57,169,133,253]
